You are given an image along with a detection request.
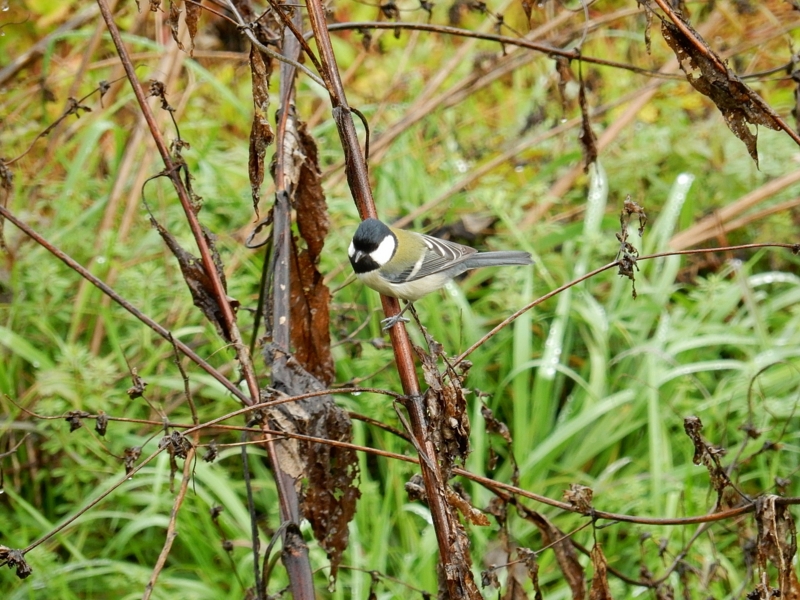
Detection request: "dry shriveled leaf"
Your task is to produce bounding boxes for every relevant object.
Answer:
[166,1,183,51]
[661,19,782,166]
[185,0,200,55]
[290,244,334,384]
[578,74,598,173]
[589,544,613,600]
[149,215,232,340]
[248,47,275,212]
[416,342,471,474]
[563,484,594,514]
[520,0,533,24]
[281,117,333,382]
[554,56,573,116]
[517,548,543,600]
[683,416,731,506]
[267,353,360,582]
[0,546,32,579]
[517,505,585,599]
[447,485,490,526]
[294,122,328,262]
[755,495,799,598]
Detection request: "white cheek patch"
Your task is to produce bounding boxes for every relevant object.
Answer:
[370,235,396,266]
[348,241,355,258]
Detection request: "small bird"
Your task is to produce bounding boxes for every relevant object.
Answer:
[348,218,533,329]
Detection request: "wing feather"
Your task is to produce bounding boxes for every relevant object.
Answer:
[381,234,476,283]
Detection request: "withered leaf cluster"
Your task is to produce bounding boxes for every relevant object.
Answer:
[267,356,360,581]
[661,18,782,166]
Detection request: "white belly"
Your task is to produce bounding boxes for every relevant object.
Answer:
[357,270,451,301]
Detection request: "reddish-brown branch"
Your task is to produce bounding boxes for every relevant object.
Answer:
[95,0,260,406]
[299,1,480,592]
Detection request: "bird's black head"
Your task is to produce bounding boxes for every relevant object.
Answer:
[349,218,396,274]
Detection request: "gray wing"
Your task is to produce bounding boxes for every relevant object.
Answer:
[385,234,477,283]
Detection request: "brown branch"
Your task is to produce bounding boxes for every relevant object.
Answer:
[454,242,799,366]
[95,0,260,407]
[303,0,482,594]
[324,20,684,80]
[0,203,249,404]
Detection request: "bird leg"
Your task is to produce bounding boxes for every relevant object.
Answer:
[381,301,413,330]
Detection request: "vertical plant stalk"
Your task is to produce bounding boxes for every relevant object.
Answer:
[302,1,479,596]
[265,4,316,598]
[141,447,196,600]
[94,1,307,595]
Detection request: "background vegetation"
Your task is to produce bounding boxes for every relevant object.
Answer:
[2,0,800,598]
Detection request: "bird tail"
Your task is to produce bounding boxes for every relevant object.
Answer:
[463,251,533,268]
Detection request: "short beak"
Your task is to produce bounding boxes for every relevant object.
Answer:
[354,250,365,263]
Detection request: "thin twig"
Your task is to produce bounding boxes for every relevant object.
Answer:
[142,447,196,600]
[454,242,799,365]
[224,0,325,88]
[0,203,249,405]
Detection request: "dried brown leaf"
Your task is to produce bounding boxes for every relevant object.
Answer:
[563,483,594,514]
[166,1,184,51]
[517,506,585,599]
[248,47,275,212]
[185,0,201,55]
[481,402,512,444]
[756,495,799,598]
[65,410,90,432]
[0,546,32,579]
[294,122,328,262]
[661,19,782,166]
[683,416,731,506]
[518,548,543,600]
[520,0,533,24]
[290,244,334,384]
[266,354,360,582]
[589,544,613,600]
[481,567,500,589]
[447,485,490,527]
[148,213,231,340]
[95,411,108,436]
[554,56,572,117]
[127,368,147,398]
[124,446,142,474]
[578,74,597,173]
